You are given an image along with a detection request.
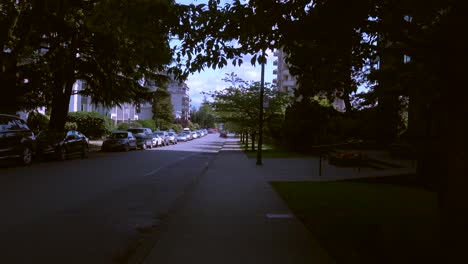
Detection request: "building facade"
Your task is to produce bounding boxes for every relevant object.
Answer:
[272,49,297,95]
[67,76,190,125]
[167,77,190,122]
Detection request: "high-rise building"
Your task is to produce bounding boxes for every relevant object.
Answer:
[167,77,190,122]
[272,49,297,95]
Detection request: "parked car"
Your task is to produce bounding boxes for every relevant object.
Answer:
[191,131,199,139]
[167,132,178,144]
[0,114,36,165]
[151,133,164,147]
[176,133,188,142]
[182,131,193,140]
[36,129,89,160]
[127,128,153,150]
[220,131,227,138]
[154,131,170,146]
[102,131,137,152]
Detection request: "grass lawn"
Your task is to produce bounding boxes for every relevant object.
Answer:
[242,143,310,158]
[271,179,440,264]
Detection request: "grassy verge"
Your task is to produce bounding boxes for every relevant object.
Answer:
[271,178,440,264]
[241,143,310,158]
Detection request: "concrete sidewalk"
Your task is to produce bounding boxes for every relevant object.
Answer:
[141,137,334,264]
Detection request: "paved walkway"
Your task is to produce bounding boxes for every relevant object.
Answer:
[140,136,416,264]
[141,136,335,264]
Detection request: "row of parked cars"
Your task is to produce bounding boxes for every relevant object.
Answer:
[0,114,90,165]
[101,128,209,152]
[1,114,212,166]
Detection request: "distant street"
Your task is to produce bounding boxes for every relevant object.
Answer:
[0,134,225,264]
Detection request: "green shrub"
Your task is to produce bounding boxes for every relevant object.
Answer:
[64,122,78,130]
[117,122,130,130]
[169,123,183,133]
[188,121,199,131]
[66,111,113,139]
[27,111,50,132]
[128,121,142,128]
[135,119,156,130]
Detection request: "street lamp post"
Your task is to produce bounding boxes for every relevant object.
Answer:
[256,49,266,166]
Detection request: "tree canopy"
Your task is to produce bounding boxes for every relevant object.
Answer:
[1,0,174,129]
[208,73,291,137]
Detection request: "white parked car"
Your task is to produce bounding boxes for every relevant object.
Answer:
[177,133,188,142]
[151,133,164,147]
[167,132,178,144]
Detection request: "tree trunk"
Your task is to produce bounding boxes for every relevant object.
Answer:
[251,131,256,151]
[244,130,248,150]
[48,80,73,130]
[0,54,19,114]
[48,33,78,130]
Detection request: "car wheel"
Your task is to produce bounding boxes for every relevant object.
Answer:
[57,147,67,161]
[20,146,33,165]
[81,145,89,159]
[124,144,130,152]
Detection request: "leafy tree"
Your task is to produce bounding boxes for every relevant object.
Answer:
[1,0,174,130]
[152,86,174,130]
[190,98,216,128]
[209,74,291,150]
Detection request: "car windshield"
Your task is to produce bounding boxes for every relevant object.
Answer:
[168,132,175,136]
[110,133,128,139]
[178,133,186,136]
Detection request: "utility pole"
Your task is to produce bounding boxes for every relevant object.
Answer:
[256,49,266,166]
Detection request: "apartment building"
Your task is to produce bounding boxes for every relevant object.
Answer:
[272,49,297,94]
[68,76,190,124]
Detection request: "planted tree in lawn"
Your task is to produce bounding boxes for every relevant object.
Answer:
[209,74,290,151]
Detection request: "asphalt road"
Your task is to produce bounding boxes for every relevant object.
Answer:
[0,134,225,264]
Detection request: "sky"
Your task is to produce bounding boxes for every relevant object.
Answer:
[173,0,276,109]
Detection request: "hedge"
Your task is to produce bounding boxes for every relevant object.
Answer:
[66,111,113,139]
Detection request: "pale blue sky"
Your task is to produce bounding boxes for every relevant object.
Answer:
[173,0,276,109]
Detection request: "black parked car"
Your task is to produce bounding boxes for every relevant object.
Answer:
[0,114,36,165]
[36,130,89,160]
